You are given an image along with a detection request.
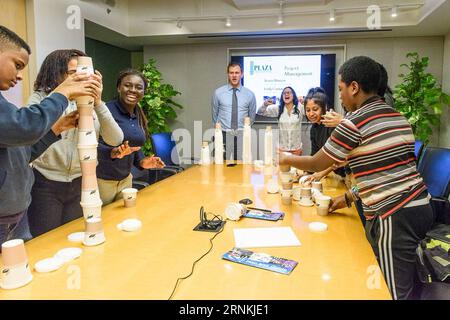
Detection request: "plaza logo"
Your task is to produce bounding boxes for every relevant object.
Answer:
[250,61,272,75]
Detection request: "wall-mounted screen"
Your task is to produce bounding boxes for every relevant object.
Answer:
[231,53,336,122]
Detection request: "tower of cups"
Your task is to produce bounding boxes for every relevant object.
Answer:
[242,117,252,164]
[76,57,103,222]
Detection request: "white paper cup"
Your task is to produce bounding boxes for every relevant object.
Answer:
[77,144,98,161]
[78,115,95,131]
[316,195,331,208]
[76,56,94,74]
[312,181,323,192]
[0,261,33,290]
[281,196,292,205]
[122,188,138,208]
[299,196,314,207]
[299,175,312,187]
[80,159,97,176]
[311,188,323,202]
[300,187,312,197]
[78,130,97,146]
[293,187,302,201]
[316,206,330,216]
[253,160,264,168]
[83,218,105,247]
[75,95,95,106]
[316,196,331,216]
[77,104,94,116]
[280,172,293,184]
[281,189,293,198]
[266,179,279,194]
[225,203,245,221]
[81,189,101,205]
[80,201,102,220]
[281,181,293,190]
[81,174,98,190]
[0,239,33,290]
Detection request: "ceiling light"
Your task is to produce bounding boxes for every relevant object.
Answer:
[391,6,398,18]
[225,17,231,27]
[277,14,284,25]
[329,9,335,22]
[277,1,284,25]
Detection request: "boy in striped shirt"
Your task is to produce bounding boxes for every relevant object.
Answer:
[279,56,434,300]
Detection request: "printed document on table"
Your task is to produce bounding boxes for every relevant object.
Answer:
[233,227,301,248]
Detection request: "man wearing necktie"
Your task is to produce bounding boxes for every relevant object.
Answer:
[211,62,257,160]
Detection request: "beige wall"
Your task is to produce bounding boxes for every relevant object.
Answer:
[440,33,450,148]
[144,36,445,149]
[1,0,30,105]
[25,0,129,86]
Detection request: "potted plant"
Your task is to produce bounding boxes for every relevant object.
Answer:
[393,52,450,145]
[139,58,183,155]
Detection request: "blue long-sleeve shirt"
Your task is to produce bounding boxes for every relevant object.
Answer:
[97,99,146,181]
[211,84,256,130]
[0,92,68,216]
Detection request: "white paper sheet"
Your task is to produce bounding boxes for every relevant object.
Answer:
[233,227,301,248]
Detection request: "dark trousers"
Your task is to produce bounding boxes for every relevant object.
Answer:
[355,199,366,227]
[28,169,83,237]
[0,211,26,250]
[365,200,434,300]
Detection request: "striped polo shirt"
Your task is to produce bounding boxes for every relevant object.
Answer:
[323,96,427,219]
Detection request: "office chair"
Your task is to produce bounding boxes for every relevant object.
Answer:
[151,132,198,169]
[415,140,425,164]
[418,147,450,225]
[150,132,184,173]
[414,147,450,299]
[131,165,179,190]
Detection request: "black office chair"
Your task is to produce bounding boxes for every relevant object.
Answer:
[414,147,450,299]
[417,147,450,225]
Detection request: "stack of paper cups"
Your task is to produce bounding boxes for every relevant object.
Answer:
[214,123,224,164]
[76,56,102,220]
[299,187,314,206]
[264,126,273,165]
[75,56,94,106]
[200,141,211,165]
[242,117,252,164]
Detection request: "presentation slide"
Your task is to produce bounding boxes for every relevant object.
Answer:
[243,55,321,108]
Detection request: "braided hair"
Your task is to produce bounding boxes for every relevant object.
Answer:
[116,69,150,139]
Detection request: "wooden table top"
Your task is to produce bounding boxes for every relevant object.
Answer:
[0,164,391,300]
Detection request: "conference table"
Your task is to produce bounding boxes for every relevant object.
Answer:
[0,164,391,300]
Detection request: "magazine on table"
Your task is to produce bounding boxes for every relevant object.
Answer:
[243,209,284,221]
[222,247,298,275]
